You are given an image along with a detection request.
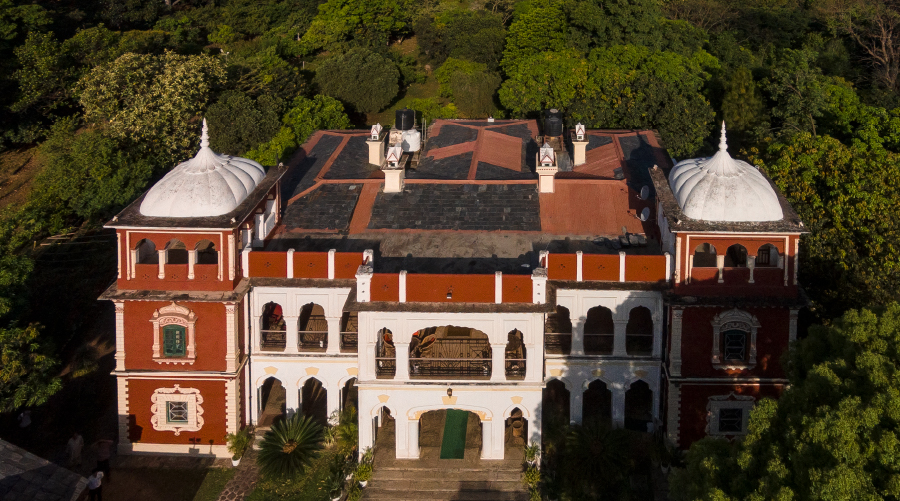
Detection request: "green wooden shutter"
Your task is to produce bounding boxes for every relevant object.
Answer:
[163,325,186,357]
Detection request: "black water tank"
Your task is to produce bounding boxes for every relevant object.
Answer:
[544,109,563,137]
[395,108,415,131]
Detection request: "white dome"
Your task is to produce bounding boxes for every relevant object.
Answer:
[140,120,266,218]
[668,124,783,222]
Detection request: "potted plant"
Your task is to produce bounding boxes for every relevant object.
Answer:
[328,461,345,501]
[225,427,252,466]
[356,462,373,488]
[524,441,540,465]
[522,464,541,490]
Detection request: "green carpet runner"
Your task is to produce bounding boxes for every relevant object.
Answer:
[439,409,468,459]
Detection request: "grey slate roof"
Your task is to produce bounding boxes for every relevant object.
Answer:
[367,184,541,231]
[0,439,87,501]
[282,183,362,230]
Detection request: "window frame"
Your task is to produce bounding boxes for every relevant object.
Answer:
[707,393,754,437]
[151,385,204,435]
[166,401,189,423]
[710,309,759,370]
[150,302,197,365]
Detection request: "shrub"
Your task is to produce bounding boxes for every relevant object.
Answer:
[315,47,400,114]
[226,427,252,460]
[256,414,324,478]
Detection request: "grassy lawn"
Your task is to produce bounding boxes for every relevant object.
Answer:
[101,467,233,501]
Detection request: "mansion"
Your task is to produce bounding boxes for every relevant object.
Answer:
[101,114,805,459]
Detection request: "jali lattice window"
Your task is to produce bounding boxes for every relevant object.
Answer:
[718,408,743,433]
[722,330,747,361]
[167,401,188,423]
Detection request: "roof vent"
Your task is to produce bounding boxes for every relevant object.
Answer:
[386,146,403,167]
[539,143,555,166]
[370,123,383,140]
[575,123,585,141]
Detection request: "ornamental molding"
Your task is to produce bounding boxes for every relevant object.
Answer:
[150,385,204,435]
[710,308,759,370]
[705,392,755,437]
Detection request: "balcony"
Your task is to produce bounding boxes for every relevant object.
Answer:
[340,332,358,353]
[375,357,395,377]
[584,334,614,356]
[505,359,526,380]
[544,333,572,355]
[299,331,327,352]
[261,330,286,351]
[410,358,491,379]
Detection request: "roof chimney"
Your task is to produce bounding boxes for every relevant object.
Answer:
[536,142,558,193]
[383,146,405,193]
[572,123,587,166]
[367,123,385,166]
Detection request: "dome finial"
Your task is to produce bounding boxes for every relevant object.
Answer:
[200,118,210,149]
[719,121,728,152]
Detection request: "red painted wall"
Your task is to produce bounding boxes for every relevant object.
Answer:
[334,253,363,279]
[677,307,790,379]
[370,274,399,302]
[582,254,619,281]
[547,255,577,280]
[124,301,228,372]
[406,274,494,303]
[624,255,667,282]
[293,252,328,279]
[127,378,229,446]
[677,383,784,446]
[502,275,532,303]
[118,229,237,291]
[249,251,288,277]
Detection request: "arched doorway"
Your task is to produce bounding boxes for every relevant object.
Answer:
[299,302,328,351]
[418,409,483,460]
[505,407,528,455]
[584,306,614,355]
[582,380,612,426]
[626,306,654,356]
[258,377,286,427]
[260,302,286,350]
[301,378,328,427]
[624,380,653,432]
[341,378,358,412]
[372,406,395,457]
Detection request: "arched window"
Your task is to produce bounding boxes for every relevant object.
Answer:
[505,329,526,379]
[584,306,614,355]
[693,243,717,267]
[165,239,188,265]
[756,243,778,267]
[298,303,327,351]
[626,306,653,356]
[260,302,286,351]
[725,244,747,267]
[195,240,217,265]
[150,302,197,364]
[376,328,395,377]
[545,306,572,354]
[711,309,760,369]
[134,239,157,264]
[624,380,653,432]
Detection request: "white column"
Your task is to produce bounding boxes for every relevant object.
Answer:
[408,418,420,459]
[286,383,300,417]
[619,251,626,282]
[481,420,492,459]
[492,417,505,459]
[491,343,506,382]
[327,249,335,279]
[571,321,584,356]
[116,378,130,450]
[157,250,166,279]
[576,251,583,281]
[327,383,340,420]
[187,250,196,279]
[494,272,502,303]
[612,385,626,429]
[670,309,684,376]
[286,249,295,279]
[570,386,583,425]
[114,301,125,371]
[326,316,341,354]
[228,234,236,281]
[399,271,407,302]
[717,255,725,283]
[747,255,756,284]
[225,304,237,372]
[395,342,410,381]
[284,315,299,354]
[612,320,628,356]
[395,415,410,458]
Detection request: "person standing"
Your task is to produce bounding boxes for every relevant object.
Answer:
[86,469,104,501]
[66,432,84,468]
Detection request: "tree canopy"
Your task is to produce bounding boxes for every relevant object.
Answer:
[314,47,399,114]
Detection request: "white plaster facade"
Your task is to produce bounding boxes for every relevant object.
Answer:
[244,284,665,460]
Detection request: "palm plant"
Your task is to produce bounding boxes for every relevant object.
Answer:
[336,405,359,455]
[563,419,632,498]
[257,413,324,478]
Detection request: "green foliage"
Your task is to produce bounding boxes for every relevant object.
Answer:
[355,462,372,482]
[246,94,350,166]
[451,71,500,119]
[500,2,568,74]
[226,427,253,459]
[315,48,399,113]
[34,119,156,222]
[722,66,767,135]
[673,304,900,500]
[0,324,61,412]
[0,0,50,53]
[11,33,72,115]
[301,0,413,53]
[335,405,359,456]
[522,464,540,489]
[763,48,834,136]
[434,58,487,98]
[257,413,324,479]
[206,91,284,155]
[406,98,458,121]
[498,50,590,117]
[77,51,227,163]
[416,10,506,68]
[749,128,900,314]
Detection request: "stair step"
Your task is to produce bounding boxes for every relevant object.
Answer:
[367,479,525,492]
[362,489,529,501]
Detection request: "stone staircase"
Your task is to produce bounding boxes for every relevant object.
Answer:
[361,454,529,500]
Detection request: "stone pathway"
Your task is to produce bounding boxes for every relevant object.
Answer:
[216,436,261,501]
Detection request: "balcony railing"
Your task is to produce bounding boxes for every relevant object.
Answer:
[340,332,358,353]
[505,359,526,379]
[299,331,327,352]
[375,357,395,378]
[409,358,492,379]
[261,330,286,350]
[626,334,654,357]
[544,333,572,355]
[584,334,614,355]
